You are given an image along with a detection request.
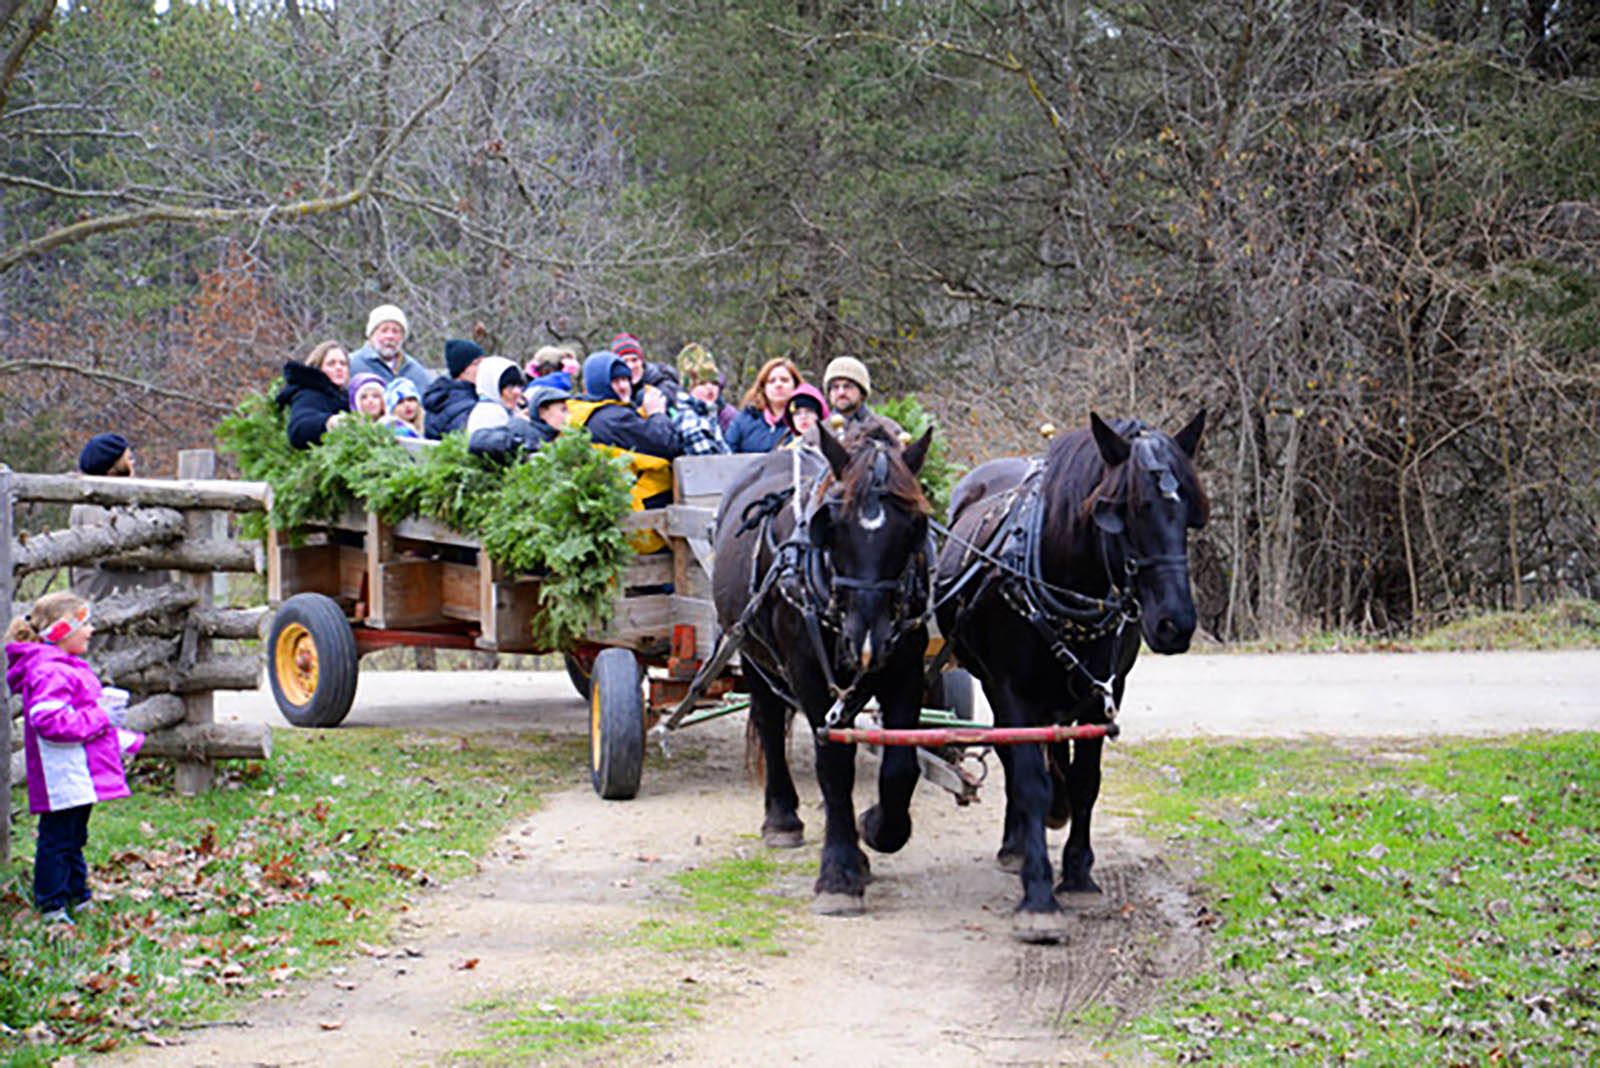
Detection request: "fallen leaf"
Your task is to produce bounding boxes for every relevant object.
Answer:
[319,1019,344,1031]
[334,981,359,991]
[453,958,480,970]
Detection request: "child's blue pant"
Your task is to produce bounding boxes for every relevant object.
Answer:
[35,804,93,913]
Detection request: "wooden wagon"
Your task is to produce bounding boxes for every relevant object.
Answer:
[264,450,977,802]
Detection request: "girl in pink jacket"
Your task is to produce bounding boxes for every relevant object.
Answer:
[5,592,143,924]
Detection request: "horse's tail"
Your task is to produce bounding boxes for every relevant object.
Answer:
[743,707,796,784]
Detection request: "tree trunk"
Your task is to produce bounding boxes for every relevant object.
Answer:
[11,507,183,574]
[102,540,259,574]
[95,638,182,685]
[193,605,270,639]
[91,584,200,632]
[136,722,272,762]
[10,473,269,512]
[122,654,262,694]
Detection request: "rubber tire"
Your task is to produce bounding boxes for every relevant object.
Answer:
[928,668,977,721]
[589,647,644,800]
[564,651,593,701]
[267,593,359,728]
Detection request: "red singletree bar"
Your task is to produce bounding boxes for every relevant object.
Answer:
[820,722,1118,746]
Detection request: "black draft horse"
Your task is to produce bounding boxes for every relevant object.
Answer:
[712,425,934,915]
[935,412,1207,942]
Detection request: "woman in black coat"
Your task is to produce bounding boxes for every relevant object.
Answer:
[275,341,351,449]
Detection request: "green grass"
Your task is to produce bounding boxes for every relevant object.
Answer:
[1233,597,1600,652]
[454,989,695,1064]
[0,729,585,1065]
[634,853,805,955]
[1104,733,1600,1063]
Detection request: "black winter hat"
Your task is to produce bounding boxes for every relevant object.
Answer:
[78,433,130,476]
[445,338,485,379]
[498,363,526,392]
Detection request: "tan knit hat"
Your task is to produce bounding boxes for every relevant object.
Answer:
[823,356,870,397]
[365,303,409,339]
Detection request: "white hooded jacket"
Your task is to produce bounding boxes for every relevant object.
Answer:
[465,356,517,436]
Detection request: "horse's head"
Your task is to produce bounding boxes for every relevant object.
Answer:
[1086,410,1208,654]
[811,425,934,674]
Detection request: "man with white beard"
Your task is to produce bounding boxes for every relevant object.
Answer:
[348,303,436,392]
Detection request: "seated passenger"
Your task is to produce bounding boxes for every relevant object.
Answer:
[676,343,737,448]
[724,357,801,453]
[568,352,680,550]
[422,338,485,439]
[465,356,543,458]
[782,383,830,447]
[348,373,387,421]
[379,379,425,439]
[568,351,682,461]
[275,340,351,449]
[525,385,571,446]
[612,333,682,408]
[525,345,580,392]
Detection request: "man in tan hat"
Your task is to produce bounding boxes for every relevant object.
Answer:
[823,355,903,446]
[349,303,436,391]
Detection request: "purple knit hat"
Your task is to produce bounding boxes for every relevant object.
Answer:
[348,372,385,409]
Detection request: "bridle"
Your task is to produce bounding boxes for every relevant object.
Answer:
[932,434,1191,716]
[736,442,930,727]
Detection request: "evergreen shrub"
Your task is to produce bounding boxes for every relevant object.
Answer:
[217,387,635,648]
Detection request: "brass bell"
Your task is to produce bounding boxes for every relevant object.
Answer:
[829,413,846,430]
[1040,422,1057,440]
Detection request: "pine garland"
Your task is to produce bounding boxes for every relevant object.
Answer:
[217,387,635,649]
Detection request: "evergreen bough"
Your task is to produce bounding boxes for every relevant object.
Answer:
[217,388,635,649]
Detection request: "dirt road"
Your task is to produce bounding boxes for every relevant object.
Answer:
[116,651,1597,1067]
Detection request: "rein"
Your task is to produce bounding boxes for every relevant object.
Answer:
[736,442,929,728]
[932,459,1146,715]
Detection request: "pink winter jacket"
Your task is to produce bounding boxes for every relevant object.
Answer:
[5,642,143,814]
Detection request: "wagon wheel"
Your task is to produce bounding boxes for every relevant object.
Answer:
[267,593,359,728]
[563,649,595,701]
[927,668,977,722]
[589,648,644,800]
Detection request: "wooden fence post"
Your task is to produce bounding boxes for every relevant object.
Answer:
[174,450,219,796]
[1,464,12,862]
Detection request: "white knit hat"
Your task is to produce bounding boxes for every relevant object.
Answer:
[365,303,409,339]
[823,356,871,397]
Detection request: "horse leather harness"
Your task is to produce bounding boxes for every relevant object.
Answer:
[732,444,929,728]
[930,455,1164,718]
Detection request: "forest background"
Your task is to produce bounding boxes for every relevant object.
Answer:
[1,0,1596,642]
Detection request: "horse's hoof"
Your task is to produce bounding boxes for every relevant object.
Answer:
[995,849,1024,874]
[859,807,911,854]
[762,824,804,849]
[812,892,865,916]
[1011,909,1070,944]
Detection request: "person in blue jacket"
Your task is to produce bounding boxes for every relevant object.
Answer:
[568,352,682,460]
[724,356,802,452]
[422,339,485,439]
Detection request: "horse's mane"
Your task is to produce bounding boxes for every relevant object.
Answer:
[1041,418,1209,534]
[831,439,932,518]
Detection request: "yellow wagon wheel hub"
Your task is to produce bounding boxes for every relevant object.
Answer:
[275,623,320,706]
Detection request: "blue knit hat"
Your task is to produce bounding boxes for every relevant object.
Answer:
[78,433,130,475]
[383,378,420,413]
[582,351,630,401]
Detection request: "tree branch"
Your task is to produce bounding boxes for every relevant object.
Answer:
[0,359,238,413]
[0,0,51,114]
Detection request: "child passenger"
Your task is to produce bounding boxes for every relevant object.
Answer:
[783,383,830,444]
[380,378,425,439]
[5,592,144,925]
[348,373,387,421]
